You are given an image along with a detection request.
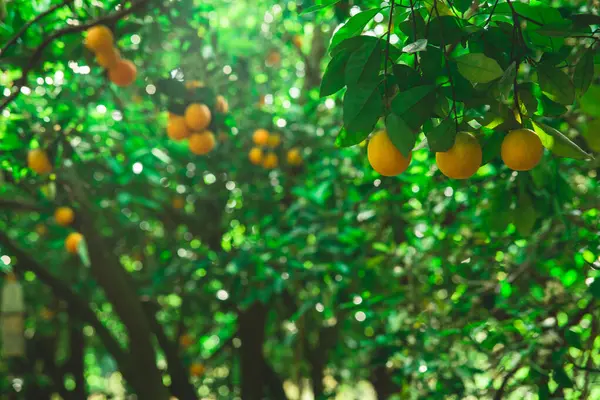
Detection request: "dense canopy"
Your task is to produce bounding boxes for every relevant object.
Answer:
[0,0,599,399]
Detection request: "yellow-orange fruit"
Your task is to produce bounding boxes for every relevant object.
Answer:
[267,134,281,148]
[189,131,216,155]
[167,116,191,141]
[185,80,205,90]
[436,132,482,179]
[54,207,75,226]
[65,232,83,254]
[189,363,205,377]
[253,129,269,146]
[184,103,212,131]
[286,148,303,166]
[293,35,303,48]
[215,95,229,113]
[501,128,544,171]
[28,149,52,174]
[266,51,281,65]
[179,334,194,348]
[108,59,137,87]
[249,147,263,165]
[96,47,121,69]
[172,197,185,209]
[262,153,278,169]
[84,25,113,52]
[367,130,412,176]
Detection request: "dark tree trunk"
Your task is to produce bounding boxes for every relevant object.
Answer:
[67,321,87,399]
[238,302,268,400]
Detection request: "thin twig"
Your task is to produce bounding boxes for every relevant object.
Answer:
[408,0,418,68]
[383,0,397,110]
[0,0,75,57]
[0,0,149,113]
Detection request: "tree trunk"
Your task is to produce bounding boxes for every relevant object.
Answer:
[238,302,268,400]
[67,321,87,399]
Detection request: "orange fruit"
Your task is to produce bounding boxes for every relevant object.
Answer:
[253,129,269,146]
[184,103,212,131]
[267,133,281,148]
[215,95,229,113]
[54,207,75,226]
[367,130,412,176]
[189,131,216,155]
[501,128,543,171]
[96,47,121,69]
[84,25,113,52]
[249,147,263,165]
[185,80,204,90]
[286,148,303,166]
[167,116,191,141]
[179,334,194,348]
[189,363,205,377]
[436,132,482,179]
[266,51,281,66]
[108,59,137,87]
[65,232,83,254]
[172,196,185,209]
[28,149,52,174]
[35,224,48,236]
[262,153,278,169]
[293,35,303,48]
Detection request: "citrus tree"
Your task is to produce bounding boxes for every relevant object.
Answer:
[0,0,599,400]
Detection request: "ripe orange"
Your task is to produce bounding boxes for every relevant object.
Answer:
[367,130,412,176]
[65,232,83,254]
[179,334,194,348]
[189,363,205,377]
[185,80,204,90]
[185,103,212,131]
[436,132,482,179]
[167,116,191,141]
[84,25,113,52]
[108,59,137,87]
[267,133,281,148]
[35,224,48,236]
[54,207,75,226]
[266,51,281,65]
[286,148,303,166]
[262,153,278,169]
[215,95,229,113]
[501,128,543,171]
[28,149,52,174]
[96,47,121,69]
[253,129,269,146]
[293,35,303,48]
[249,147,263,165]
[172,196,185,209]
[189,131,216,155]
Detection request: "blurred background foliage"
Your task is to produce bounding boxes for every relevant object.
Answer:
[0,0,598,399]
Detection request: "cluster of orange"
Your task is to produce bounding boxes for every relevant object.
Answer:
[179,334,205,378]
[49,207,84,254]
[368,128,543,179]
[166,92,229,155]
[85,25,136,87]
[249,129,303,169]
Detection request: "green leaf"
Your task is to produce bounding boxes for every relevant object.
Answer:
[532,120,593,160]
[427,16,465,46]
[320,52,350,97]
[513,192,537,236]
[402,39,428,54]
[345,38,381,85]
[330,8,381,50]
[385,113,415,157]
[343,81,383,137]
[590,279,600,300]
[393,64,421,91]
[552,368,573,389]
[300,0,340,15]
[537,64,575,105]
[579,84,600,117]
[500,281,512,298]
[390,85,435,116]
[425,117,456,152]
[482,130,505,165]
[574,51,594,97]
[335,127,366,148]
[497,62,516,102]
[455,53,504,84]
